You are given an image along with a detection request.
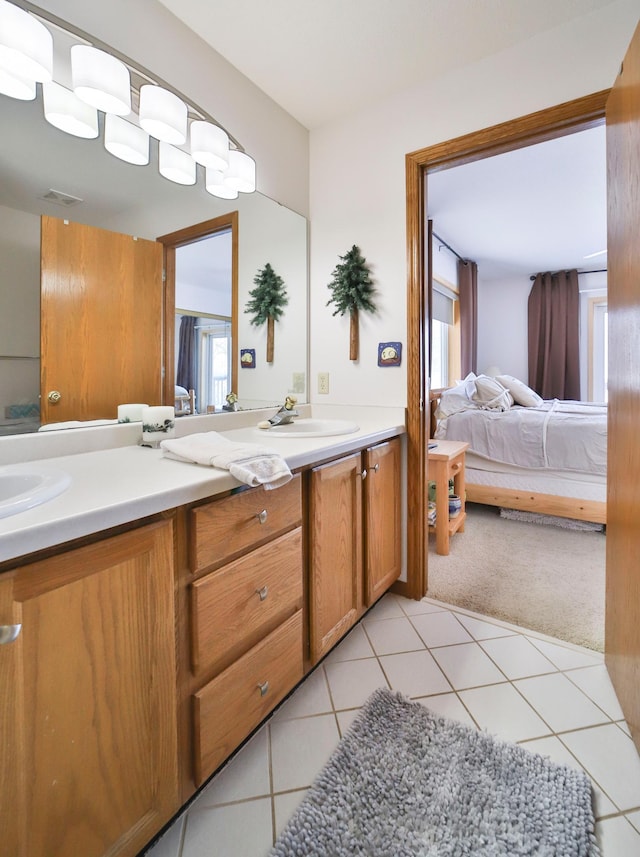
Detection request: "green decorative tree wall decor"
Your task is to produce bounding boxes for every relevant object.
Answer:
[326,245,376,360]
[245,262,288,363]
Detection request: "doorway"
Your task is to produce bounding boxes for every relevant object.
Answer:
[403,90,610,602]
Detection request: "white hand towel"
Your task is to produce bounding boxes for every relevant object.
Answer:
[160,431,292,490]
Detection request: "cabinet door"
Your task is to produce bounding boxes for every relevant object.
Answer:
[364,437,402,606]
[0,520,179,857]
[308,452,363,663]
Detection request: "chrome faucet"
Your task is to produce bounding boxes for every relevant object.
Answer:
[266,395,299,427]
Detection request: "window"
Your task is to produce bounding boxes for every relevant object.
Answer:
[431,277,460,388]
[589,298,608,402]
[197,319,232,410]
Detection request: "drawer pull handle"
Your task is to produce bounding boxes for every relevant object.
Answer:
[451,462,462,472]
[358,469,368,481]
[371,463,379,473]
[257,509,268,524]
[256,585,269,601]
[257,680,269,697]
[0,624,21,645]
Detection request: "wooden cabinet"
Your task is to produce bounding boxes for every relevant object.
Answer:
[187,476,304,786]
[308,437,402,663]
[0,520,179,857]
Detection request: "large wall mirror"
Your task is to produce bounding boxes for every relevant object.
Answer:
[0,40,308,436]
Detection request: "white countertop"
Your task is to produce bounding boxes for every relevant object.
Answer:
[0,404,405,564]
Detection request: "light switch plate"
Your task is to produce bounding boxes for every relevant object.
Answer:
[318,372,329,394]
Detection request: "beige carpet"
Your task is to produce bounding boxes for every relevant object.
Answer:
[426,503,606,651]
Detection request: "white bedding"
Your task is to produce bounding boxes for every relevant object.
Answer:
[435,399,607,477]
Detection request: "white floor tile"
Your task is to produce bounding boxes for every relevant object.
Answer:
[430,642,506,689]
[143,814,185,857]
[561,724,640,812]
[416,692,477,728]
[191,727,270,809]
[454,613,518,641]
[363,593,405,620]
[324,657,389,710]
[397,596,447,617]
[272,666,332,721]
[527,637,603,670]
[514,673,611,733]
[521,735,617,818]
[410,610,474,648]
[363,615,426,655]
[479,635,557,679]
[565,665,625,721]
[182,799,273,857]
[379,649,451,698]
[270,713,340,792]
[597,815,640,856]
[335,707,361,736]
[274,789,308,838]
[458,682,550,743]
[322,624,374,662]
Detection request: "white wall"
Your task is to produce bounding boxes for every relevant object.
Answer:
[477,275,531,383]
[308,1,638,407]
[37,0,309,217]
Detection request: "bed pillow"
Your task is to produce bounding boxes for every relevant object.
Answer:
[471,375,513,411]
[434,373,479,419]
[496,374,543,407]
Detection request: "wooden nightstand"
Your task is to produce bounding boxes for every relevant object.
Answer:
[428,440,469,555]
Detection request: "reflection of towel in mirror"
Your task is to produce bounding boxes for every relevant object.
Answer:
[160,431,292,490]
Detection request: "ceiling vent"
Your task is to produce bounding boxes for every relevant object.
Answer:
[39,188,84,206]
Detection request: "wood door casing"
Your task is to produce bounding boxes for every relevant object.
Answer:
[605,20,640,746]
[0,520,179,857]
[40,216,163,424]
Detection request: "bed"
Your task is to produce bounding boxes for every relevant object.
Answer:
[430,373,607,524]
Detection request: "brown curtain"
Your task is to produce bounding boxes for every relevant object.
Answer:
[458,259,478,376]
[528,269,580,399]
[176,315,197,391]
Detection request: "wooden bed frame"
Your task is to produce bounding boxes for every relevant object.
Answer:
[429,389,607,525]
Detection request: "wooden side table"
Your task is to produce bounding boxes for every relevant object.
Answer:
[428,440,469,556]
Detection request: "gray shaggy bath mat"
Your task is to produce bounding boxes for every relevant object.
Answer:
[270,687,599,856]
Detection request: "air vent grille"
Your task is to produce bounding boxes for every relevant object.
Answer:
[39,189,84,207]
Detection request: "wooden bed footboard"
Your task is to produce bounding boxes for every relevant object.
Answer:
[465,482,607,525]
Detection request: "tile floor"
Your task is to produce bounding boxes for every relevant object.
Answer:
[144,594,640,857]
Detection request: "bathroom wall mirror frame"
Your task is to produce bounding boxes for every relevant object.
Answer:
[0,3,309,436]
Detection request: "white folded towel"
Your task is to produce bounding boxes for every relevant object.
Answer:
[160,431,292,490]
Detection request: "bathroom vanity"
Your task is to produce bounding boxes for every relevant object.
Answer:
[0,405,405,857]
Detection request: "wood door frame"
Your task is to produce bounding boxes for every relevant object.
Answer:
[404,90,610,600]
[158,211,239,409]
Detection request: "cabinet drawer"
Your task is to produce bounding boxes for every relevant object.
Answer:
[190,475,301,574]
[191,528,302,676]
[193,610,303,785]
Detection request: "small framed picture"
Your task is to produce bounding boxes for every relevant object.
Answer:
[240,348,256,368]
[378,341,402,367]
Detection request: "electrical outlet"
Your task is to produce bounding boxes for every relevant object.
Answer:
[292,372,305,393]
[318,372,329,394]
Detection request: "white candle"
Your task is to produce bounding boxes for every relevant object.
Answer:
[141,406,175,446]
[117,403,148,423]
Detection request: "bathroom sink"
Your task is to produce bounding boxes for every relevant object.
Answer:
[262,418,359,438]
[0,465,71,519]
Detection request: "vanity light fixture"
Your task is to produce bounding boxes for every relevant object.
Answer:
[0,0,52,82]
[71,44,131,115]
[158,141,196,185]
[205,167,239,199]
[43,81,99,139]
[104,114,150,166]
[139,84,187,145]
[0,66,35,99]
[223,150,256,193]
[189,120,229,170]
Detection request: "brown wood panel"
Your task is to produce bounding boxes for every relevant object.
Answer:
[193,610,303,785]
[405,91,611,604]
[605,21,640,747]
[2,520,179,857]
[190,475,301,574]
[308,453,363,662]
[191,527,303,677]
[465,484,606,524]
[364,438,402,605]
[40,216,163,424]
